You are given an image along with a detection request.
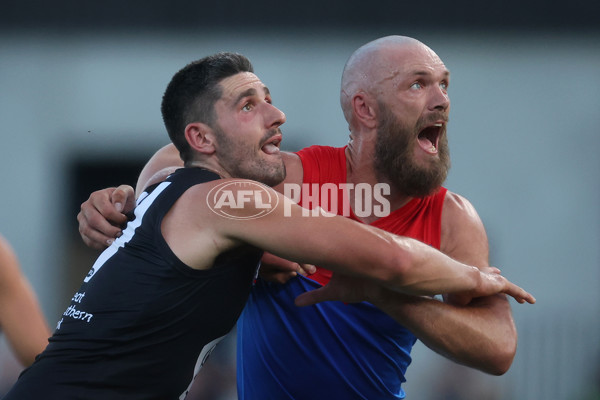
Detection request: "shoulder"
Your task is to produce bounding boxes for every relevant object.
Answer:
[183,178,282,220]
[441,190,489,265]
[442,191,480,221]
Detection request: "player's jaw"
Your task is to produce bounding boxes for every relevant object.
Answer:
[217,126,286,187]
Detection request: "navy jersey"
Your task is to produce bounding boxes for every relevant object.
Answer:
[4,168,262,400]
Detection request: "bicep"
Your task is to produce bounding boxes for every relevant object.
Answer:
[218,189,395,279]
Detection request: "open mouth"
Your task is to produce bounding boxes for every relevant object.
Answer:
[417,123,443,154]
[261,134,282,155]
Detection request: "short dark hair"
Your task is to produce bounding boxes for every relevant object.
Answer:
[161,52,254,163]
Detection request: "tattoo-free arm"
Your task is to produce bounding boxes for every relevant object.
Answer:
[377,192,518,375]
[0,236,51,366]
[197,182,534,301]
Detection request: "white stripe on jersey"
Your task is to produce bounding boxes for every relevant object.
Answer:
[83,181,171,283]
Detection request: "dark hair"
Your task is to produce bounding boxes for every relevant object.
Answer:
[161,52,254,163]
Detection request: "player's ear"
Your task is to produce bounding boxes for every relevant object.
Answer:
[351,92,378,129]
[185,122,216,155]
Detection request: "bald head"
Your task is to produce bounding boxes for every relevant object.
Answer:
[340,36,444,127]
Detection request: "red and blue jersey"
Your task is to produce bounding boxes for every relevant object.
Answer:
[237,146,447,399]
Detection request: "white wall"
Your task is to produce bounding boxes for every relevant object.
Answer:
[0,29,598,399]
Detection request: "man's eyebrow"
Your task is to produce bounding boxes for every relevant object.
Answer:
[233,86,270,106]
[412,69,451,78]
[233,88,256,106]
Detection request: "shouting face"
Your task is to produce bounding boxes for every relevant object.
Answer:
[370,40,452,196]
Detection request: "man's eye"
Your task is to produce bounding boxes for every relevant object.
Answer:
[242,103,253,111]
[440,82,448,91]
[410,82,422,90]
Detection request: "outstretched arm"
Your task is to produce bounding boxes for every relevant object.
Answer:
[423,191,519,374]
[295,192,529,375]
[295,272,518,375]
[173,180,535,301]
[0,235,51,366]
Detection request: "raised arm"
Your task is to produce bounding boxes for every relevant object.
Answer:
[0,235,50,366]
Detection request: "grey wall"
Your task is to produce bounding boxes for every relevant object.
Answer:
[0,28,598,399]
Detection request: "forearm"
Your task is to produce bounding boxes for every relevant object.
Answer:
[0,284,50,366]
[371,290,517,375]
[388,237,483,296]
[135,144,183,197]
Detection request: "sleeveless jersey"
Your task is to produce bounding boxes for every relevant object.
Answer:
[4,168,262,400]
[237,145,447,399]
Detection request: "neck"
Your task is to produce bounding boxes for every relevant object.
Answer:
[345,133,412,223]
[186,160,229,179]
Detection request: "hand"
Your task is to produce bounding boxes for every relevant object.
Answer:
[294,272,382,307]
[259,252,315,284]
[445,266,502,306]
[77,185,136,250]
[471,269,536,304]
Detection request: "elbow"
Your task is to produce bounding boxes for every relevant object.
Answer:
[486,349,515,376]
[482,334,517,376]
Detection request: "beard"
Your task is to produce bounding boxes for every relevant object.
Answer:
[214,125,286,187]
[374,104,451,198]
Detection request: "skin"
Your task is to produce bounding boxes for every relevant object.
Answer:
[77,38,533,375]
[155,72,533,301]
[0,235,50,366]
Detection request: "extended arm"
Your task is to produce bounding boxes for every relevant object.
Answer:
[170,181,534,301]
[403,192,519,374]
[0,236,50,366]
[296,192,525,375]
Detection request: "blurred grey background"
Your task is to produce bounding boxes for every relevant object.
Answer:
[0,1,599,399]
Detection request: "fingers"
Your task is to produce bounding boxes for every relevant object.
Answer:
[476,273,536,305]
[504,282,536,304]
[259,253,316,284]
[297,263,316,276]
[495,274,536,304]
[294,287,332,307]
[111,185,136,214]
[78,188,129,249]
[77,211,119,249]
[260,270,297,285]
[90,188,128,225]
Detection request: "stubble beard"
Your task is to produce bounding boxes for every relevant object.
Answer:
[215,126,286,187]
[374,106,451,198]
